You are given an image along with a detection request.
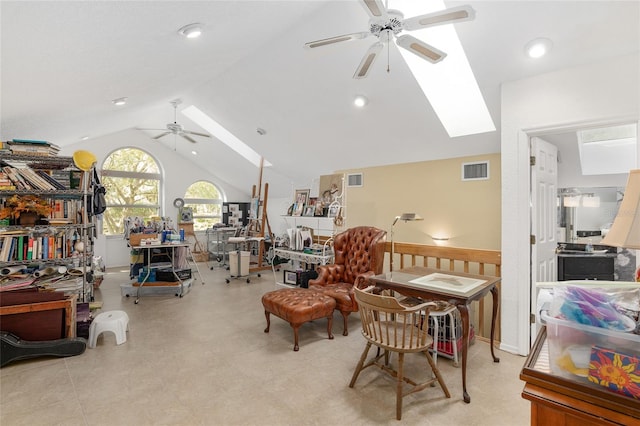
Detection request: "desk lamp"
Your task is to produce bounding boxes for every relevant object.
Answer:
[601,169,640,251]
[390,213,423,272]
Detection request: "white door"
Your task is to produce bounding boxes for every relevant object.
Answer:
[530,137,558,344]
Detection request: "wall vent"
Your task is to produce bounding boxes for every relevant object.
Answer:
[462,161,489,181]
[347,173,363,187]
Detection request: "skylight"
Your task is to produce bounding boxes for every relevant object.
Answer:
[392,0,495,137]
[578,123,637,175]
[182,105,271,168]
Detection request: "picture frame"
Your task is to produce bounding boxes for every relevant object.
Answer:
[319,174,343,205]
[303,206,315,217]
[283,270,299,285]
[292,202,304,217]
[294,189,310,206]
[328,204,341,218]
[249,197,259,219]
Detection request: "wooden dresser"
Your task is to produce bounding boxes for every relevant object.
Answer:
[520,327,639,425]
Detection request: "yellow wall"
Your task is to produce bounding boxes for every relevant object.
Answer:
[338,153,501,250]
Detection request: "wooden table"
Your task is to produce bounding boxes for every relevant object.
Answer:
[369,266,501,403]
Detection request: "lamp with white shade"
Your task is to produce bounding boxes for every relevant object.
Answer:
[601,169,640,249]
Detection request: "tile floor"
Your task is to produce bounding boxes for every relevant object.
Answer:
[1,263,531,425]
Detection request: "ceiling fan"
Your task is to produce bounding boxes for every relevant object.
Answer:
[303,0,475,79]
[141,99,210,144]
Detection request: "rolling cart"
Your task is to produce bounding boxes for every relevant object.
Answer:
[206,227,239,269]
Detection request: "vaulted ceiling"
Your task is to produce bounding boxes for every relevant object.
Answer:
[1,1,639,197]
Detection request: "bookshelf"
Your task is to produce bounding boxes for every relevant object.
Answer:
[0,150,95,302]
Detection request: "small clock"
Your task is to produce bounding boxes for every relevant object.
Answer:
[173,198,185,208]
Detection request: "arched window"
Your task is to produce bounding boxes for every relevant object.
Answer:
[184,181,223,231]
[101,148,161,235]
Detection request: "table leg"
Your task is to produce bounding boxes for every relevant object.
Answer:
[457,303,471,403]
[490,286,500,363]
[135,248,151,305]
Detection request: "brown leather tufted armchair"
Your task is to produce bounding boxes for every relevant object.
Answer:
[308,226,387,336]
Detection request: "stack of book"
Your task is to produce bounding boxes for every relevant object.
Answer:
[6,139,61,156]
[1,164,68,190]
[0,170,15,190]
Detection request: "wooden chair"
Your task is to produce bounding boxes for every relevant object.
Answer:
[349,286,450,420]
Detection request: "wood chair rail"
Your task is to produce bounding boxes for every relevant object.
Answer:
[384,242,502,342]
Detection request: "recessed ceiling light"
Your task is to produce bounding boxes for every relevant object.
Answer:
[354,95,368,107]
[112,97,127,106]
[191,150,198,155]
[80,135,89,141]
[525,38,553,59]
[178,23,203,39]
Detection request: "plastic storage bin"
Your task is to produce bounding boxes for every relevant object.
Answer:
[229,251,250,277]
[541,310,640,380]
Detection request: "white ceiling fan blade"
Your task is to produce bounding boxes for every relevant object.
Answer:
[183,130,210,138]
[152,132,171,140]
[396,35,446,64]
[353,42,383,79]
[136,127,167,131]
[304,32,370,49]
[181,134,198,144]
[360,0,387,18]
[403,5,475,31]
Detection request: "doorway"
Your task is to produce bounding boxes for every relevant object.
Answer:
[528,120,638,346]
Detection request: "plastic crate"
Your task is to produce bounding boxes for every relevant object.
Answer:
[428,308,475,360]
[156,268,192,282]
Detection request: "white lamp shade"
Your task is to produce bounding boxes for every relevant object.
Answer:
[601,169,640,249]
[563,195,580,207]
[582,195,600,208]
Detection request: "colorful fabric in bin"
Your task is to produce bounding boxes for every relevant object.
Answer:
[588,345,640,399]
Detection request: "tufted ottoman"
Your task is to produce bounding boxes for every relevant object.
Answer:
[262,288,336,351]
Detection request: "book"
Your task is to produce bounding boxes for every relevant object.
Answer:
[26,237,33,260]
[32,238,39,260]
[17,236,24,261]
[1,237,14,261]
[36,170,67,190]
[7,237,16,261]
[16,167,54,190]
[2,166,29,189]
[11,139,49,145]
